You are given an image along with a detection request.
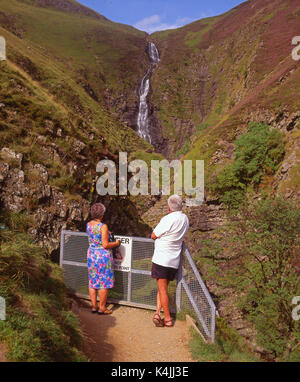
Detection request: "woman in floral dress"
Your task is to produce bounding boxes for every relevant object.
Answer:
[87,203,120,314]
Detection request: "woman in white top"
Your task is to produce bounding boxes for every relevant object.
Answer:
[151,195,189,327]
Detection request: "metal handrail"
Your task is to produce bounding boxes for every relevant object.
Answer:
[60,230,216,342]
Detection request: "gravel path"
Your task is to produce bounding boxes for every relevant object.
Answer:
[75,301,195,362]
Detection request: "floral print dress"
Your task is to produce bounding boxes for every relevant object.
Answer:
[87,221,114,289]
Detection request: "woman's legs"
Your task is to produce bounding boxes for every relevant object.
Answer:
[157,278,171,322]
[98,288,108,312]
[89,287,98,310]
[89,287,110,312]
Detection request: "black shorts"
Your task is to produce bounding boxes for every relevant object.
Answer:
[151,262,178,281]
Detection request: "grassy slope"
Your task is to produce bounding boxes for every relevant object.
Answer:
[0,0,149,142]
[0,0,160,200]
[151,0,300,195]
[0,211,87,361]
[1,0,147,91]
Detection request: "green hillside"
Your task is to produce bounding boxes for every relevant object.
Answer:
[0,0,149,127]
[151,0,300,199]
[0,0,157,232]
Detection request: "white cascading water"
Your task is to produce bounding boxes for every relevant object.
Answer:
[137,42,160,143]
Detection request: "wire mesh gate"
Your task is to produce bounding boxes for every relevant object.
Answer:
[60,230,216,342]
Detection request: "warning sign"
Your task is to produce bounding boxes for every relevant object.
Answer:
[113,236,132,272]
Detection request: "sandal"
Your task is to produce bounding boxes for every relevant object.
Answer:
[97,309,113,315]
[91,308,97,314]
[152,313,164,327]
[164,319,174,327]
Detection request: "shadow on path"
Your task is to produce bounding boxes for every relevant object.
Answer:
[74,299,195,362]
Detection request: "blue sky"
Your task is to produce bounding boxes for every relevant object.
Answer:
[79,0,246,33]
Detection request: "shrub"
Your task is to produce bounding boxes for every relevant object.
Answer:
[198,197,300,361]
[233,122,285,184]
[210,122,285,209]
[189,317,258,362]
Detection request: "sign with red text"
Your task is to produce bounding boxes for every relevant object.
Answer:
[113,236,132,272]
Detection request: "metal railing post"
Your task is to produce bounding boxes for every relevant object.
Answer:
[211,305,216,343]
[176,247,183,313]
[59,230,65,268]
[127,271,132,303]
[127,238,133,303]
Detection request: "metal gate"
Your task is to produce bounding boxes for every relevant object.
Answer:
[60,230,216,342]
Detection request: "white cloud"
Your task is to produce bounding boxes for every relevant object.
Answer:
[134,14,161,30]
[134,12,215,34]
[176,16,194,24]
[134,14,192,34]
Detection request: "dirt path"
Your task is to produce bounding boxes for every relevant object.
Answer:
[74,300,195,362]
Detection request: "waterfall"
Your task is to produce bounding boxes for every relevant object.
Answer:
[137,42,160,143]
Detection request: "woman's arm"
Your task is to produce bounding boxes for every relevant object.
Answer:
[151,232,157,240]
[101,224,120,249]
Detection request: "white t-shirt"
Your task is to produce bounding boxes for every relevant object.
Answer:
[152,211,189,269]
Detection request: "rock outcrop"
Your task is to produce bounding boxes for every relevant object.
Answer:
[0,147,90,254]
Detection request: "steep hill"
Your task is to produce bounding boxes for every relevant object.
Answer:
[151,0,300,199]
[17,0,109,20]
[0,0,150,128]
[143,0,300,361]
[0,0,162,255]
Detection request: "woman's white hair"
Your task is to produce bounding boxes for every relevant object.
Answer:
[91,203,106,219]
[168,194,183,212]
